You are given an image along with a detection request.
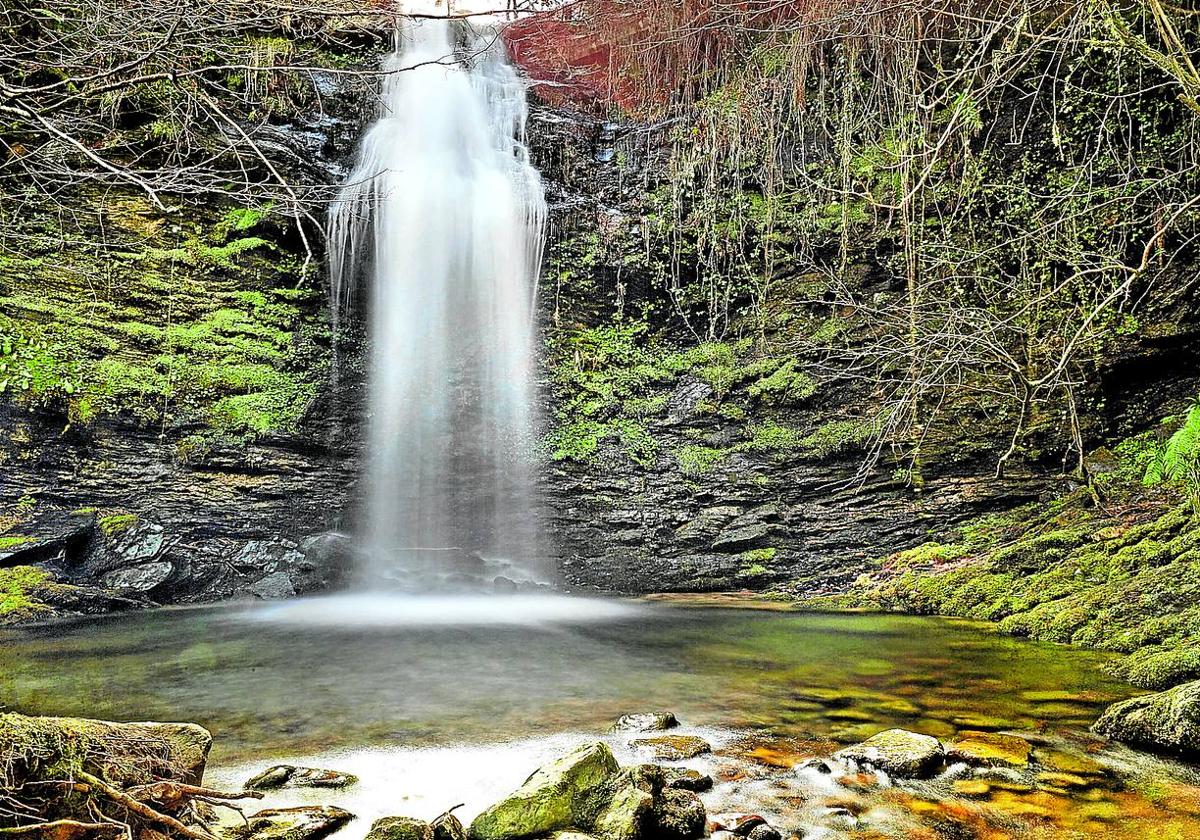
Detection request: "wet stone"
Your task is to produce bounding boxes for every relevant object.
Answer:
[611,712,679,733]
[245,765,359,790]
[833,728,945,778]
[366,817,432,840]
[630,735,712,760]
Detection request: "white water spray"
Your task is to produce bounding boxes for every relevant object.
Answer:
[328,17,547,585]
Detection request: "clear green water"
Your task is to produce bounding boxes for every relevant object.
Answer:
[0,599,1134,763]
[6,597,1200,838]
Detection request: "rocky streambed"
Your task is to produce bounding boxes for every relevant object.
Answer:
[5,704,1200,840]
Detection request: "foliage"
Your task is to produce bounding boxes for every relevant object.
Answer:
[1144,399,1200,509]
[541,0,1200,476]
[0,567,52,620]
[0,197,326,443]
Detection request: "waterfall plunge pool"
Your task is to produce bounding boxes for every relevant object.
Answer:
[2,598,1198,838]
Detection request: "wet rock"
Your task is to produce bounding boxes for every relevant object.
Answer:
[366,817,432,840]
[245,765,359,790]
[469,742,621,840]
[610,713,678,733]
[101,560,174,593]
[0,510,96,566]
[231,807,354,840]
[0,712,211,786]
[953,779,992,797]
[820,807,858,830]
[248,571,297,600]
[945,731,1032,768]
[745,825,782,840]
[1093,680,1200,756]
[1035,771,1090,790]
[833,728,945,778]
[706,814,766,836]
[796,758,833,775]
[295,532,354,594]
[660,767,713,792]
[546,833,599,840]
[711,523,773,553]
[652,788,705,840]
[629,735,711,760]
[430,812,466,840]
[675,507,742,545]
[590,784,653,840]
[493,576,519,593]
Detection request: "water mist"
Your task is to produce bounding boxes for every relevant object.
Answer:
[328,17,548,589]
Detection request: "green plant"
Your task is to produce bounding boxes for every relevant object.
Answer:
[1144,400,1200,510]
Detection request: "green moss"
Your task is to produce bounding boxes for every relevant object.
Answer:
[98,513,138,538]
[0,567,52,619]
[675,445,729,476]
[746,359,817,404]
[740,547,777,563]
[798,419,874,458]
[0,196,326,439]
[0,536,33,551]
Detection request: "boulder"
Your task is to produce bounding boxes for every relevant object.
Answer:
[652,788,705,840]
[589,785,653,840]
[245,765,359,790]
[629,736,711,761]
[468,742,621,840]
[610,713,678,734]
[659,767,712,792]
[832,728,945,778]
[945,731,1032,768]
[1093,680,1200,756]
[228,807,354,840]
[365,817,432,840]
[0,712,211,786]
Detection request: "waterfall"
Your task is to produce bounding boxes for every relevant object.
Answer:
[328,17,548,588]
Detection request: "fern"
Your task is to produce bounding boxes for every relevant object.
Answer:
[1145,399,1200,510]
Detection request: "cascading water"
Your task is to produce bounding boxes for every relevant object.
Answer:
[328,15,548,589]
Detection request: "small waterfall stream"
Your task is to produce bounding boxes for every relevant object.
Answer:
[329,16,548,588]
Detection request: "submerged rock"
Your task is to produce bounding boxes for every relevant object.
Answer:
[945,731,1032,768]
[629,735,711,760]
[833,728,945,778]
[469,742,621,840]
[230,807,354,840]
[610,713,679,733]
[1093,680,1200,756]
[245,765,359,790]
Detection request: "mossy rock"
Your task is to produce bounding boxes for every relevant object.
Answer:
[468,742,621,840]
[366,817,431,840]
[832,728,945,778]
[0,712,212,788]
[1093,680,1200,756]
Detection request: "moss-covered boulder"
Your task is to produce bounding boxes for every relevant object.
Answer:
[832,728,945,778]
[1093,680,1200,756]
[468,742,621,840]
[365,817,432,840]
[0,712,212,787]
[228,807,354,840]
